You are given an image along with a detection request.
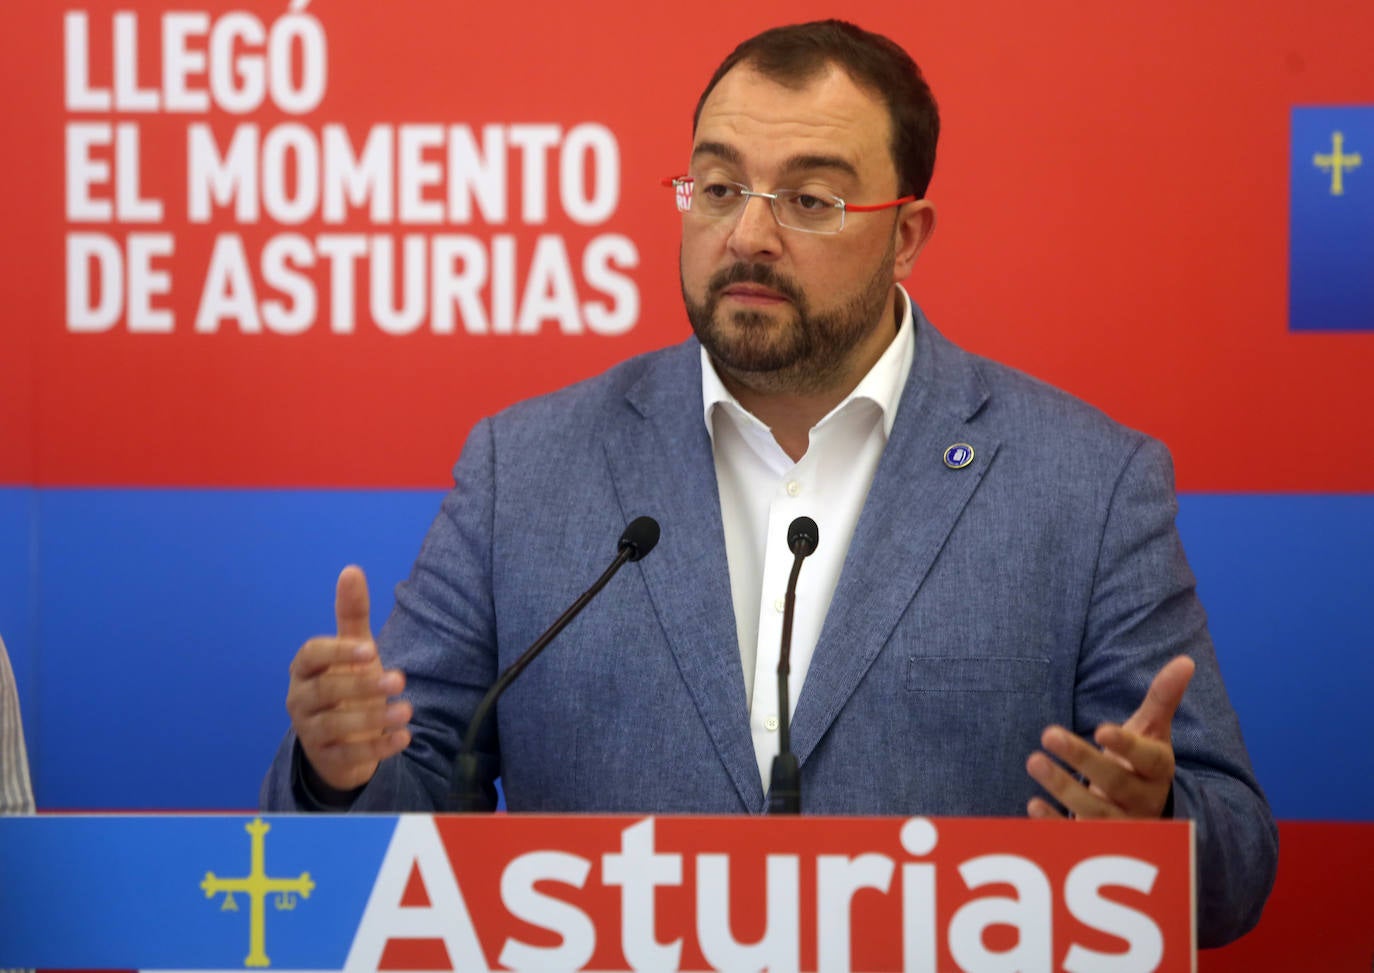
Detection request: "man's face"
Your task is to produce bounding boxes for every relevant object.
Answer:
[680,63,920,396]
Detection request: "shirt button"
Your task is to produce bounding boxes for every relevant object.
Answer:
[786,480,801,497]
[764,716,779,732]
[774,597,785,613]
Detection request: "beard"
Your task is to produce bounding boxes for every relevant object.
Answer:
[681,241,896,396]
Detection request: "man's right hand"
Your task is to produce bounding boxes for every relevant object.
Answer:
[286,566,413,792]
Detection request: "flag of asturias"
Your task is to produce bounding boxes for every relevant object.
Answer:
[1290,106,1374,331]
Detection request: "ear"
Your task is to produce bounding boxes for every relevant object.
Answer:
[891,199,936,281]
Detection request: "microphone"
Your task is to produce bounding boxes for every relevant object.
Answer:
[445,515,661,812]
[768,515,818,815]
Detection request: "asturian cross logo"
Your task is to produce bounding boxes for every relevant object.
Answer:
[1314,130,1363,195]
[201,817,315,968]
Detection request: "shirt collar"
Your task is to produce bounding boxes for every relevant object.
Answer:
[701,284,916,442]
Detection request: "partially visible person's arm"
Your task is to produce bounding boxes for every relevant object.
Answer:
[1028,437,1278,947]
[260,566,414,812]
[0,636,35,816]
[262,416,503,813]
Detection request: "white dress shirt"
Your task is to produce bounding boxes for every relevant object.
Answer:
[702,286,916,788]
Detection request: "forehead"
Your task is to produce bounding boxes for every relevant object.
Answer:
[692,63,894,185]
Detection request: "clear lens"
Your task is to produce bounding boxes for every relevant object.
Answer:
[694,182,745,217]
[677,179,844,234]
[773,190,843,232]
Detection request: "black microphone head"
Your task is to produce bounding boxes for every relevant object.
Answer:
[787,516,819,557]
[618,516,660,562]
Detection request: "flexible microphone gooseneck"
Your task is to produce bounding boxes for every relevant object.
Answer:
[445,515,661,812]
[768,515,818,815]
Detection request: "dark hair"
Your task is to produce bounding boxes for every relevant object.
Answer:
[691,20,940,199]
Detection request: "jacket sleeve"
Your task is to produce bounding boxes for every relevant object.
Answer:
[261,417,502,813]
[1075,435,1278,947]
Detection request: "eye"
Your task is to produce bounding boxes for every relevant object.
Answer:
[794,193,829,211]
[700,182,738,201]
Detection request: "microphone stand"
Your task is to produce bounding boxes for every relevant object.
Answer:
[445,516,659,812]
[768,516,817,815]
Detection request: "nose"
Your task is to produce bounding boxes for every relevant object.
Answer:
[726,194,783,261]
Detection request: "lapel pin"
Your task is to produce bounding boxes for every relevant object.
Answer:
[943,443,975,469]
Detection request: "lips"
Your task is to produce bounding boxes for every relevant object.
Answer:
[719,284,789,303]
[707,262,802,307]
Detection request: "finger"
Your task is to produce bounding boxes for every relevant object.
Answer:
[1027,796,1066,819]
[288,665,403,720]
[1026,750,1121,819]
[1096,724,1176,781]
[307,728,413,790]
[1038,726,1143,801]
[297,698,413,748]
[1044,720,1176,819]
[290,637,378,681]
[316,727,413,767]
[335,565,372,641]
[1123,655,1196,739]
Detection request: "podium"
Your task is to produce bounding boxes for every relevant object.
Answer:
[0,813,1193,971]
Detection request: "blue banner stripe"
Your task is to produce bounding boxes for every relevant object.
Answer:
[10,487,445,811]
[1177,494,1374,819]
[0,488,1370,819]
[0,815,395,968]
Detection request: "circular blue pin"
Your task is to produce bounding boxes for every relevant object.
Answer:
[943,443,974,469]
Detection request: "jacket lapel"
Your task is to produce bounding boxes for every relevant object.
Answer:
[789,315,1002,767]
[602,341,766,811]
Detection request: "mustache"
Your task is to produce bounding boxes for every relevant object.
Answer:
[708,262,805,305]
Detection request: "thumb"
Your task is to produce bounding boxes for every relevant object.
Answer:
[335,565,372,641]
[1124,655,1196,740]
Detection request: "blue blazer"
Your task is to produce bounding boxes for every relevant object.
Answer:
[263,308,1277,945]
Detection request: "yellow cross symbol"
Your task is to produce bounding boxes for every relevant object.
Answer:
[202,817,314,968]
[1314,131,1362,195]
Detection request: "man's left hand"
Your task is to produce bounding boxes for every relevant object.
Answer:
[1026,655,1196,819]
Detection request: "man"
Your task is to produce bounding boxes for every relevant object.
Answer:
[263,20,1277,945]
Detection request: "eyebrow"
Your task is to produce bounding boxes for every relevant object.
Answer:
[691,141,743,166]
[690,142,860,180]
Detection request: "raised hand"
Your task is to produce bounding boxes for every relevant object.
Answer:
[285,566,412,793]
[1026,655,1196,819]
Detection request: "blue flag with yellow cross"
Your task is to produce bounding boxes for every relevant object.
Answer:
[1290,106,1373,331]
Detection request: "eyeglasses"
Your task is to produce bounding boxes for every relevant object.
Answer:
[662,175,915,235]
